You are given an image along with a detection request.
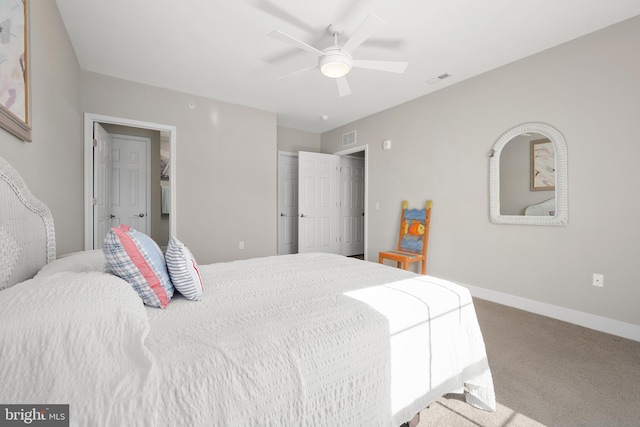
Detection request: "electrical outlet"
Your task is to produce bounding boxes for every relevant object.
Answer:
[593,273,604,288]
[239,241,244,250]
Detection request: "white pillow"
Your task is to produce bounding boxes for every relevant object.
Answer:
[165,237,203,300]
[36,249,106,278]
[0,271,160,425]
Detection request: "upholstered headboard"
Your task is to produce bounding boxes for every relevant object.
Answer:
[0,157,55,290]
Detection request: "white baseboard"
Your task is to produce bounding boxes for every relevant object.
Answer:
[463,283,640,343]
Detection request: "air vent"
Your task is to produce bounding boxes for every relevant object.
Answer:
[342,130,356,146]
[427,73,452,85]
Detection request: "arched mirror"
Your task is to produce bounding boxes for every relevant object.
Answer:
[489,122,568,226]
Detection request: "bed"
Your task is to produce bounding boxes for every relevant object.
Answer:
[0,156,495,426]
[524,197,556,216]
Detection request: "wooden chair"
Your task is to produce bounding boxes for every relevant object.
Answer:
[378,200,432,274]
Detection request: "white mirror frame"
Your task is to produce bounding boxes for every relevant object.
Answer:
[489,122,568,226]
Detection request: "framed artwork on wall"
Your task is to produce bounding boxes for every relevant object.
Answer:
[530,138,555,191]
[160,137,170,181]
[0,0,31,142]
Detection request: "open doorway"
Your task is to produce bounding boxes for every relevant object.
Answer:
[83,113,177,250]
[335,145,367,260]
[277,144,368,259]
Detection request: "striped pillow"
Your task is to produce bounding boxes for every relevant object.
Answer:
[165,237,203,300]
[103,225,174,308]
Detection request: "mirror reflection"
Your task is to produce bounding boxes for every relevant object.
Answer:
[489,122,568,226]
[500,133,555,216]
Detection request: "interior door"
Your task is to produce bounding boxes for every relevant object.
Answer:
[110,135,151,234]
[93,123,113,249]
[340,156,365,256]
[298,151,340,254]
[277,152,298,255]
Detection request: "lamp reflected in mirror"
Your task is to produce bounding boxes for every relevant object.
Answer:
[489,123,568,226]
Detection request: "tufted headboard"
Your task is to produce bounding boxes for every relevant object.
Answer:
[0,157,55,290]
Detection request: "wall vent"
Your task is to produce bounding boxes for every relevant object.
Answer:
[342,130,356,146]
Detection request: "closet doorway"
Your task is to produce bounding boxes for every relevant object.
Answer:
[83,113,177,250]
[277,145,368,259]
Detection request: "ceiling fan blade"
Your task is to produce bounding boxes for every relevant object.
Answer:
[352,59,408,73]
[336,0,370,24]
[269,30,323,55]
[256,0,316,34]
[336,76,352,97]
[341,13,385,54]
[276,65,317,80]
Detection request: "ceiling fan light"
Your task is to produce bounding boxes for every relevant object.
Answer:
[319,51,352,78]
[320,61,350,78]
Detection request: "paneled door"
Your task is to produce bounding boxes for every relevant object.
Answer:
[277,152,298,255]
[93,123,113,249]
[340,156,365,256]
[109,134,150,235]
[297,151,340,254]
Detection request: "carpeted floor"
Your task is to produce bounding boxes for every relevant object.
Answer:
[414,298,640,427]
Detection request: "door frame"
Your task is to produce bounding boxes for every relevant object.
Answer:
[83,113,177,250]
[335,144,368,260]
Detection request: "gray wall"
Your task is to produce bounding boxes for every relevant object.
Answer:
[1,1,279,263]
[81,72,278,264]
[0,1,83,255]
[321,16,640,327]
[277,126,321,153]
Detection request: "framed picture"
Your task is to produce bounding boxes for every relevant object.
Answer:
[0,0,31,142]
[530,138,555,191]
[160,137,170,181]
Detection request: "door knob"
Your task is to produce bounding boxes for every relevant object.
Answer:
[300,213,305,217]
[110,214,116,218]
[280,213,285,216]
[138,213,145,218]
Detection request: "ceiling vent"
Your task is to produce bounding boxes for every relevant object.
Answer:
[342,130,357,147]
[427,73,452,85]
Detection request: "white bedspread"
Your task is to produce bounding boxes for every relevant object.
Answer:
[0,252,494,427]
[146,253,495,426]
[0,270,159,427]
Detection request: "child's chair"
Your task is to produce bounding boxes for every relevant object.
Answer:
[378,200,432,274]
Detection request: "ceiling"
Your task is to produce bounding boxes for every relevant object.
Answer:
[55,0,640,134]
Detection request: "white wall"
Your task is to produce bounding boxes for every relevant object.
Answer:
[0,1,83,255]
[81,72,278,264]
[321,16,640,329]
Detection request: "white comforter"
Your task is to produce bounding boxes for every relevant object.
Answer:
[0,252,495,427]
[0,270,159,426]
[146,253,495,426]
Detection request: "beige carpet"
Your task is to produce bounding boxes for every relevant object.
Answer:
[414,298,640,427]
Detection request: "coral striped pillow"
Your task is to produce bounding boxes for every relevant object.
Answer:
[165,237,203,300]
[103,225,174,308]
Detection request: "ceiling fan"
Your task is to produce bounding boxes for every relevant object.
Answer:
[269,13,408,97]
